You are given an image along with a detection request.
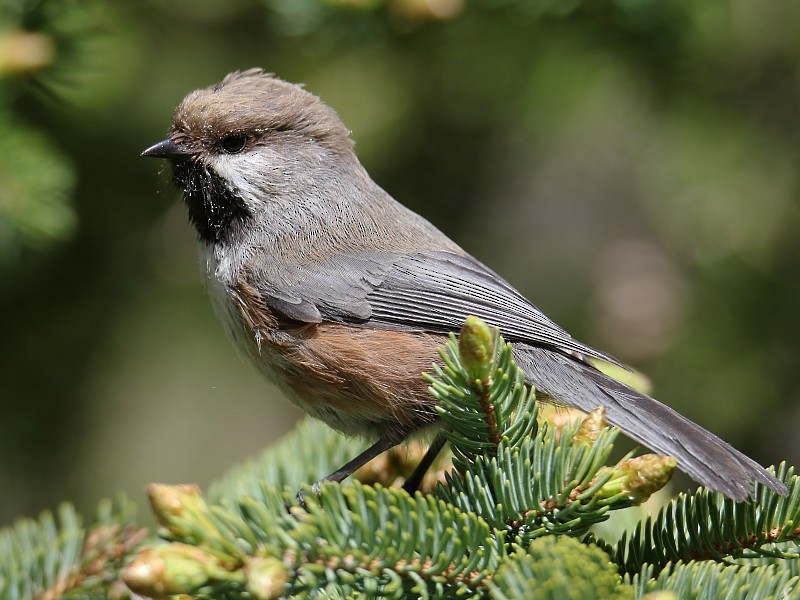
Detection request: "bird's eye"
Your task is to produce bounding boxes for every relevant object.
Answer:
[221,133,247,154]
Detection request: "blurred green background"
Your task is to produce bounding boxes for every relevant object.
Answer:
[1,0,799,525]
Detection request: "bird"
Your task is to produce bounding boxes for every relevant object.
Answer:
[142,68,786,501]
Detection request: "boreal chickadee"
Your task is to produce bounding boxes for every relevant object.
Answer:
[142,69,787,501]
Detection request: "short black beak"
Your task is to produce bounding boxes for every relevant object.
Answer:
[141,137,193,160]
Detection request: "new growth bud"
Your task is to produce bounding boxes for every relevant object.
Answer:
[147,483,203,537]
[124,543,236,598]
[574,407,607,445]
[0,30,55,75]
[246,556,290,600]
[459,316,496,384]
[597,454,676,504]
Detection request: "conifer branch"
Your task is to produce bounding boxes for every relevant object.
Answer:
[613,462,800,576]
[3,317,797,598]
[0,496,145,600]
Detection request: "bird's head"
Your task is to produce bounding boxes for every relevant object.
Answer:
[142,69,355,244]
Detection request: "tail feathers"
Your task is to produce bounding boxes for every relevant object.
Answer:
[513,345,787,501]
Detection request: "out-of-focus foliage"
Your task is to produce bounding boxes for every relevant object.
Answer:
[0,110,75,260]
[0,1,79,261]
[0,0,799,544]
[0,496,145,599]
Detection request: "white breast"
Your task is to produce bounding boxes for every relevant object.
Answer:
[197,240,277,385]
[196,240,322,417]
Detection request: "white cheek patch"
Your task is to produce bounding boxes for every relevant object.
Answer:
[209,142,333,212]
[209,150,284,210]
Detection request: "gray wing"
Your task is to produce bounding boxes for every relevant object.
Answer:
[255,248,788,499]
[257,249,618,364]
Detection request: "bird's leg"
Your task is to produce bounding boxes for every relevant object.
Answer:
[297,435,401,506]
[402,433,447,495]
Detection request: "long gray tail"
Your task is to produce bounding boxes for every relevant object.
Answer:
[512,345,787,501]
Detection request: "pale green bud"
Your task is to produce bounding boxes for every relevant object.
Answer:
[573,407,607,445]
[147,483,204,536]
[246,556,290,599]
[459,316,495,384]
[124,544,215,597]
[597,454,676,504]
